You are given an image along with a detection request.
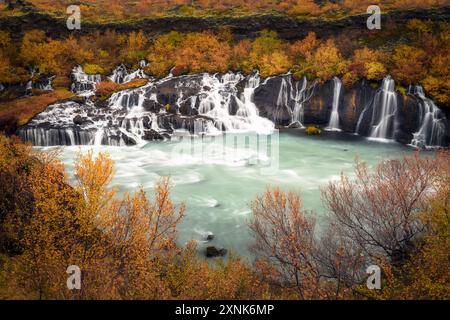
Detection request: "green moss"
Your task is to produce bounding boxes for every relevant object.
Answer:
[370,82,380,90]
[83,64,105,75]
[396,85,407,95]
[305,126,322,135]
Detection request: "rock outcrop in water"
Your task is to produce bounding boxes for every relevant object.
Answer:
[17,67,450,148]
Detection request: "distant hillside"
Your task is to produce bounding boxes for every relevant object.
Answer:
[1,0,450,21]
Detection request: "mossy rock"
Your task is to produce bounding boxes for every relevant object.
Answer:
[305,126,322,135]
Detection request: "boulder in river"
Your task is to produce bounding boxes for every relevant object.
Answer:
[205,233,215,242]
[205,246,227,258]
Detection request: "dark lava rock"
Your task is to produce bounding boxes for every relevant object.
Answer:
[73,115,83,125]
[205,246,227,258]
[228,95,240,116]
[142,99,163,113]
[143,129,164,141]
[71,96,87,104]
[205,233,215,242]
[288,121,302,128]
[179,97,199,116]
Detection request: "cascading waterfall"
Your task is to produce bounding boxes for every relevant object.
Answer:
[356,76,399,140]
[410,85,447,148]
[19,67,447,148]
[25,80,33,94]
[109,61,148,84]
[19,70,276,146]
[196,72,274,134]
[325,77,342,131]
[237,72,260,118]
[369,76,398,140]
[33,76,54,91]
[291,77,309,127]
[276,75,316,127]
[71,65,102,96]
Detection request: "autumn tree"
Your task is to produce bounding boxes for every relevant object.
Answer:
[230,39,252,72]
[304,39,346,82]
[391,45,428,85]
[348,47,388,82]
[246,30,291,77]
[146,31,184,78]
[249,187,323,299]
[0,53,12,84]
[421,27,450,107]
[122,31,149,67]
[177,32,231,74]
[0,136,272,300]
[0,136,37,256]
[0,142,186,299]
[357,151,450,299]
[287,32,318,63]
[313,222,366,299]
[322,153,446,266]
[166,243,268,300]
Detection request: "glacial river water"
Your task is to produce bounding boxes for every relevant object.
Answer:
[40,130,414,259]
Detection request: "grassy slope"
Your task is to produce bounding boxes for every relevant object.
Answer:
[94,78,149,101]
[0,89,74,134]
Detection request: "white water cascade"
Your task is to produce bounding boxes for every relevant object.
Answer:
[369,76,398,140]
[325,77,342,131]
[19,71,276,146]
[276,75,316,127]
[196,72,274,134]
[410,85,447,148]
[70,66,102,96]
[109,61,148,84]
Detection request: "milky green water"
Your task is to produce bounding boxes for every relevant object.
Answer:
[44,131,414,259]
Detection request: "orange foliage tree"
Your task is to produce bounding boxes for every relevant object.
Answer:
[0,136,266,300]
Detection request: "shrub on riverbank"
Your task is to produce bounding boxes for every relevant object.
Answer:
[250,152,450,299]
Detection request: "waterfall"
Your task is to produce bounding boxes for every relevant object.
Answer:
[325,77,342,131]
[196,72,274,134]
[367,76,398,140]
[71,66,102,96]
[25,80,33,95]
[291,77,311,127]
[275,75,316,127]
[410,85,447,148]
[19,71,276,146]
[0,83,4,92]
[32,76,54,91]
[109,61,148,84]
